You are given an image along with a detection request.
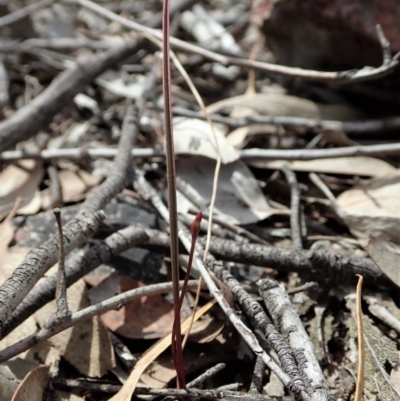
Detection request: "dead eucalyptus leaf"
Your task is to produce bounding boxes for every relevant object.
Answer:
[11,365,49,401]
[188,317,225,343]
[0,365,19,401]
[176,156,288,225]
[336,170,400,242]
[0,199,20,260]
[89,273,186,339]
[0,161,43,217]
[390,361,400,393]
[0,248,61,379]
[345,298,400,400]
[35,280,115,377]
[248,157,395,177]
[55,391,85,401]
[96,71,146,99]
[364,236,400,288]
[173,117,238,163]
[206,93,361,147]
[206,93,362,120]
[108,300,216,401]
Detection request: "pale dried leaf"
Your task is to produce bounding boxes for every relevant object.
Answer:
[0,247,32,285]
[187,317,224,343]
[176,157,288,224]
[206,93,360,146]
[73,93,99,114]
[96,71,146,99]
[391,359,400,392]
[248,157,395,177]
[181,5,241,54]
[0,199,20,260]
[226,104,256,149]
[337,170,400,242]
[365,236,400,288]
[0,248,61,378]
[173,117,238,163]
[48,122,90,149]
[206,93,362,120]
[264,371,285,397]
[35,280,115,377]
[0,365,19,401]
[0,161,43,217]
[56,391,85,401]
[17,191,42,216]
[346,297,400,400]
[59,170,88,202]
[11,365,49,401]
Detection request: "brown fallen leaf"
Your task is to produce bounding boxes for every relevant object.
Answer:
[108,299,217,401]
[364,236,400,288]
[11,365,49,401]
[89,273,187,339]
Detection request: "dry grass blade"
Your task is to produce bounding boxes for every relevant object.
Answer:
[107,299,216,401]
[355,274,365,401]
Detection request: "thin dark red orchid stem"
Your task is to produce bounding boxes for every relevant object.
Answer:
[172,212,202,388]
[162,0,185,389]
[178,212,203,311]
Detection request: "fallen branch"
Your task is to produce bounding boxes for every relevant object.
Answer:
[0,280,202,363]
[203,237,386,286]
[70,0,399,84]
[0,104,138,338]
[53,379,295,401]
[133,228,389,287]
[259,279,332,401]
[2,141,400,162]
[0,42,141,153]
[134,172,311,401]
[2,224,150,337]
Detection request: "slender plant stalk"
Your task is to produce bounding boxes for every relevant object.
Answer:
[162,0,185,389]
[354,274,365,401]
[178,212,202,310]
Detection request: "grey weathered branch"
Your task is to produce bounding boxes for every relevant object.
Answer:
[71,0,399,84]
[203,237,386,286]
[0,104,138,338]
[281,165,303,250]
[2,141,400,162]
[2,224,149,337]
[53,379,295,401]
[0,41,139,153]
[208,258,305,392]
[0,280,201,363]
[134,172,311,401]
[259,279,332,401]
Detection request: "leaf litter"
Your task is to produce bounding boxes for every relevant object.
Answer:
[0,1,399,401]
